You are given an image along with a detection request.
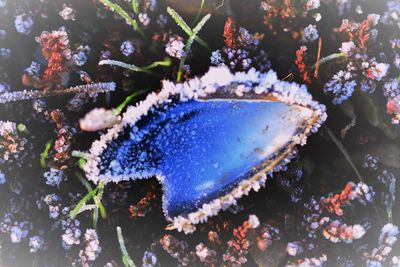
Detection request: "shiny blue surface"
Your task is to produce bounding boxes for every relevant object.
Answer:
[99,99,313,217]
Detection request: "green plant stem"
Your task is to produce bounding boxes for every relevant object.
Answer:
[75,172,92,191]
[71,150,91,160]
[94,181,106,219]
[99,58,170,75]
[115,89,148,113]
[99,60,152,74]
[167,7,210,50]
[93,182,106,228]
[117,227,136,267]
[312,52,346,70]
[177,13,211,81]
[98,0,147,41]
[70,188,99,219]
[193,0,205,25]
[142,57,172,70]
[17,123,30,134]
[131,0,139,14]
[324,126,383,226]
[40,140,52,168]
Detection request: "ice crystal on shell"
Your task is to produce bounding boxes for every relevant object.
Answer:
[84,66,327,233]
[80,108,119,132]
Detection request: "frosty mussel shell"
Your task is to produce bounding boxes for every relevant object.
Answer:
[84,66,327,233]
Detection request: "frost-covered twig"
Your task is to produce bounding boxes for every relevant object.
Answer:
[0,82,115,104]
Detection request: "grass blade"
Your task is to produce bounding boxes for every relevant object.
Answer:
[177,13,211,81]
[98,0,147,41]
[193,0,205,25]
[167,7,192,35]
[75,172,92,192]
[142,57,172,70]
[117,226,136,267]
[131,0,139,14]
[100,58,171,75]
[167,7,209,50]
[69,188,99,219]
[93,205,99,229]
[116,89,148,113]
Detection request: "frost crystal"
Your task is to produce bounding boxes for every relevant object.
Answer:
[304,24,319,42]
[59,4,76,21]
[44,168,64,187]
[120,40,135,56]
[165,35,186,59]
[61,219,81,249]
[139,12,150,26]
[80,108,119,131]
[79,229,102,262]
[0,48,10,59]
[324,70,356,104]
[29,235,45,253]
[14,14,34,35]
